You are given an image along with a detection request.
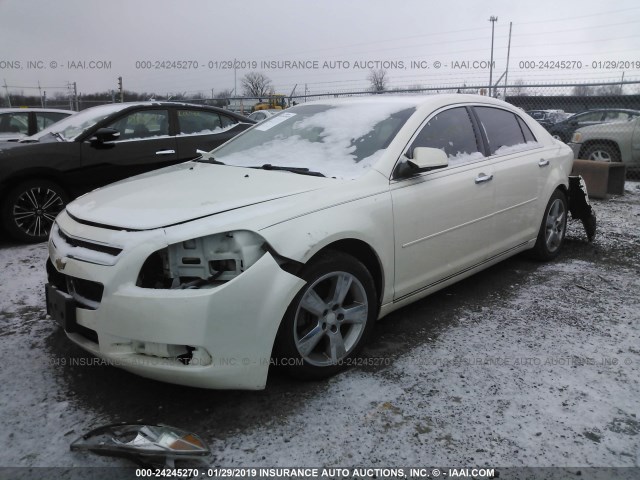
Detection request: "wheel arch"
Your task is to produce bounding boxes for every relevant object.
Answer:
[0,169,70,203]
[578,139,621,159]
[305,238,385,310]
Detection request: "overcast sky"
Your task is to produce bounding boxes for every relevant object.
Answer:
[1,0,639,100]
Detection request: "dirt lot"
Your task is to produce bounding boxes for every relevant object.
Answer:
[0,183,638,477]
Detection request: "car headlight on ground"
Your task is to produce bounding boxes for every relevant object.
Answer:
[571,132,582,143]
[137,230,267,289]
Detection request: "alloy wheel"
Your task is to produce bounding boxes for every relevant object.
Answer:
[293,271,368,366]
[545,198,566,253]
[12,186,64,239]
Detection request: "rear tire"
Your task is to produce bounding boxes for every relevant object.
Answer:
[531,189,568,261]
[582,143,620,163]
[1,179,68,243]
[274,250,378,380]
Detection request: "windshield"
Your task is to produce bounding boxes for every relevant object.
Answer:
[212,101,416,179]
[30,103,128,141]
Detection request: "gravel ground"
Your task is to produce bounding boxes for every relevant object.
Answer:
[0,183,638,477]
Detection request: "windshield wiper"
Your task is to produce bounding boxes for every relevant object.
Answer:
[193,149,225,165]
[51,131,66,141]
[252,164,326,177]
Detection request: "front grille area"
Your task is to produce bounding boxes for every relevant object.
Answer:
[74,323,99,344]
[46,259,104,310]
[57,227,123,256]
[66,276,104,310]
[51,223,123,266]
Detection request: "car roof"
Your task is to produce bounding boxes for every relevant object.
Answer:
[575,108,640,114]
[302,94,514,109]
[75,101,254,121]
[0,108,75,114]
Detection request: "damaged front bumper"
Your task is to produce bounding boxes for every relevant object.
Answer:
[46,212,305,390]
[568,175,597,242]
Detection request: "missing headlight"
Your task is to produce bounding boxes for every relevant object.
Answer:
[137,231,267,289]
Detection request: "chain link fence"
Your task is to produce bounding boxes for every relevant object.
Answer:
[2,81,639,180]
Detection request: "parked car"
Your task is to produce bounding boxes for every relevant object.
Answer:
[0,107,74,142]
[525,109,568,128]
[46,94,590,390]
[568,115,640,170]
[547,108,640,143]
[0,102,254,242]
[247,109,281,122]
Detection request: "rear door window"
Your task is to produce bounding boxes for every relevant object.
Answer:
[475,107,535,155]
[35,112,70,131]
[0,112,29,134]
[177,110,223,135]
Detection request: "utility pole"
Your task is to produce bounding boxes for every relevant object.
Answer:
[503,22,512,100]
[488,16,498,97]
[67,82,73,110]
[43,91,47,108]
[117,76,123,103]
[38,81,44,107]
[73,82,78,111]
[3,79,11,107]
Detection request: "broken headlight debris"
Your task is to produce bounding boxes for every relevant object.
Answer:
[70,423,210,467]
[137,230,266,289]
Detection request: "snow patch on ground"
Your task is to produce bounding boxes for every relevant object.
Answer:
[0,184,638,469]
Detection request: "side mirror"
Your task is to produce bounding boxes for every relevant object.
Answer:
[409,147,449,170]
[89,127,120,144]
[394,147,449,178]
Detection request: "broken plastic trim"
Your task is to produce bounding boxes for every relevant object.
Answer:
[568,175,597,242]
[262,242,304,276]
[70,423,210,467]
[137,231,268,289]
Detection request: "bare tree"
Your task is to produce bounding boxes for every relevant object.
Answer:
[595,84,623,96]
[368,69,388,93]
[572,85,596,96]
[213,88,234,107]
[508,78,528,96]
[241,72,273,97]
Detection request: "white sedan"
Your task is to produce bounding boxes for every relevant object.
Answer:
[247,109,281,122]
[46,94,587,389]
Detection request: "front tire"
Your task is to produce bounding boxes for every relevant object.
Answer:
[274,250,378,380]
[531,189,568,261]
[1,179,68,243]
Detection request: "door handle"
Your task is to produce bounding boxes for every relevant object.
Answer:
[475,173,493,184]
[538,158,550,167]
[156,149,175,155]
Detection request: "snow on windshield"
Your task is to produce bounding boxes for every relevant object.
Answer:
[31,104,127,141]
[214,102,416,179]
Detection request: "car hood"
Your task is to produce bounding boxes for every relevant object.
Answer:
[65,161,331,230]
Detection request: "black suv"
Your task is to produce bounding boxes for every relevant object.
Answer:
[0,102,254,242]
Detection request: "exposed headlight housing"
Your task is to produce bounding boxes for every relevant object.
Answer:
[571,132,582,143]
[137,231,266,289]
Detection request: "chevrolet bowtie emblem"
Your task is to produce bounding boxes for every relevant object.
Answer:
[55,257,67,271]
